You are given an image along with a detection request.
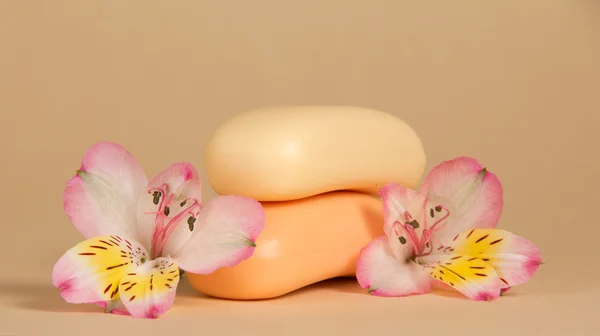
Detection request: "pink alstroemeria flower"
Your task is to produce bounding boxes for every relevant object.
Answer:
[356,157,542,301]
[52,142,265,318]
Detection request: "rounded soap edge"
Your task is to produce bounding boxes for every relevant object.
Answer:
[203,106,427,201]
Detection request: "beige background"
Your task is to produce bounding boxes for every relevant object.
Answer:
[1,1,598,335]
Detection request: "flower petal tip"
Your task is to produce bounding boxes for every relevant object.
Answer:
[52,268,80,304]
[473,292,500,302]
[146,305,162,319]
[525,258,544,276]
[55,281,75,301]
[57,281,71,292]
[104,307,130,316]
[183,164,195,181]
[364,287,388,297]
[377,182,401,197]
[499,287,512,296]
[96,301,131,316]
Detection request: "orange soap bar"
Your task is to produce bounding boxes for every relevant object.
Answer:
[186,191,384,300]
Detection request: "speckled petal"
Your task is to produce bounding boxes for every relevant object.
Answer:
[52,235,149,306]
[118,257,180,319]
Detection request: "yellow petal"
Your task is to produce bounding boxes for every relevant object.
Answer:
[446,229,542,287]
[418,254,504,301]
[52,235,150,304]
[118,257,180,319]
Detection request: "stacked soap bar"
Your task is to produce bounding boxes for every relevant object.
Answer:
[186,106,426,299]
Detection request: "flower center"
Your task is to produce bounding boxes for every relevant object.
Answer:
[395,202,451,257]
[146,183,202,259]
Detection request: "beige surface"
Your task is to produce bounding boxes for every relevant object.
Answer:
[204,106,425,201]
[0,0,598,335]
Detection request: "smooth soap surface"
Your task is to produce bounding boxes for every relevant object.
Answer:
[204,106,426,201]
[186,191,385,300]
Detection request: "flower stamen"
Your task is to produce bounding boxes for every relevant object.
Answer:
[429,206,450,232]
[401,224,421,256]
[150,197,202,258]
[148,184,171,211]
[403,211,423,253]
[148,184,173,258]
[419,230,444,257]
[392,205,452,259]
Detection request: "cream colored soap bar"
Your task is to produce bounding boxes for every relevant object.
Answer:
[186,191,384,300]
[204,106,426,201]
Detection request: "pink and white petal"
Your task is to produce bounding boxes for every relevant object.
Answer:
[52,235,149,305]
[171,195,265,274]
[118,257,180,319]
[417,254,504,301]
[136,162,202,254]
[380,183,427,235]
[379,183,428,259]
[386,220,419,262]
[449,229,543,288]
[158,198,197,257]
[64,142,148,239]
[146,162,201,200]
[356,237,431,297]
[418,157,503,243]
